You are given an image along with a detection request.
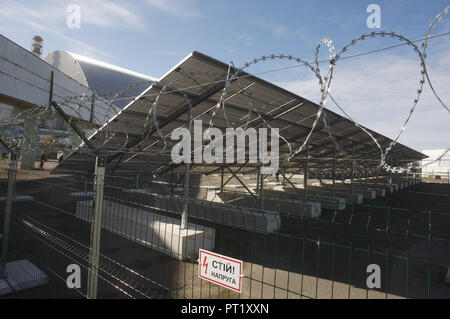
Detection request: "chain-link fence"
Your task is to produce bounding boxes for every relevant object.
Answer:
[1,159,449,299]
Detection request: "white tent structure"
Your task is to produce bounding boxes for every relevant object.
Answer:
[421,149,450,178]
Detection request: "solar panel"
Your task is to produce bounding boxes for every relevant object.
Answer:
[54,51,426,175]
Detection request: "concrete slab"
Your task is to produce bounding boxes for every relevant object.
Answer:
[154,195,281,233]
[0,195,34,202]
[0,259,49,296]
[269,189,345,211]
[124,188,152,194]
[270,197,323,217]
[220,191,322,218]
[306,194,347,210]
[328,191,363,205]
[76,200,215,261]
[374,184,394,194]
[354,183,393,194]
[332,186,376,200]
[313,184,376,200]
[69,191,93,198]
[371,187,386,197]
[280,185,363,205]
[338,184,385,197]
[390,240,450,298]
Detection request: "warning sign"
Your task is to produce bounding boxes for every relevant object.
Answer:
[198,249,243,293]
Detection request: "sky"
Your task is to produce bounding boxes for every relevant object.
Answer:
[0,0,449,152]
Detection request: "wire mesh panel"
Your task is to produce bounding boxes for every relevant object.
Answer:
[1,161,449,299]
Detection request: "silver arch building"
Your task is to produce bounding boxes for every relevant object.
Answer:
[44,50,157,109]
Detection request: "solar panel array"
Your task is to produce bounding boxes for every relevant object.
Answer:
[55,51,426,175]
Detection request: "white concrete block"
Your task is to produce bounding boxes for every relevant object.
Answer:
[370,188,386,197]
[0,259,49,296]
[0,195,34,202]
[306,194,346,210]
[154,195,281,233]
[266,197,322,218]
[69,191,93,198]
[76,200,215,261]
[219,190,321,219]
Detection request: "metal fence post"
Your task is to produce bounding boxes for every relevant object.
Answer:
[259,168,264,211]
[304,142,309,201]
[0,153,17,278]
[87,155,106,299]
[181,103,192,229]
[351,144,354,195]
[332,146,336,197]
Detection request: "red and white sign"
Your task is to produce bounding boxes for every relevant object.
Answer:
[198,249,243,293]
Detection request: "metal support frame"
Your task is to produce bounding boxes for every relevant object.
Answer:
[181,102,193,229]
[351,143,355,195]
[220,166,224,193]
[50,102,99,155]
[48,71,54,104]
[259,168,264,211]
[87,155,106,299]
[304,142,309,201]
[90,94,96,124]
[256,167,260,193]
[332,146,336,197]
[308,169,330,190]
[51,101,106,299]
[226,166,257,198]
[0,153,17,278]
[278,170,305,197]
[220,161,249,189]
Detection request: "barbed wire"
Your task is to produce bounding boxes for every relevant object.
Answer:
[0,6,448,175]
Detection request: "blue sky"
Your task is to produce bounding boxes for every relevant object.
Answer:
[0,0,449,152]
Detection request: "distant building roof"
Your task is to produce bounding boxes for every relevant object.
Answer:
[421,149,450,173]
[44,51,157,109]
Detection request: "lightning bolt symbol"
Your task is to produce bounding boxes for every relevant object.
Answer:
[203,256,208,274]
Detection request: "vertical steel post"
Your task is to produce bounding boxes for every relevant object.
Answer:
[220,166,224,193]
[375,167,379,188]
[351,144,354,195]
[181,104,192,229]
[332,146,336,197]
[0,153,17,278]
[256,167,260,193]
[90,95,96,125]
[181,165,190,229]
[87,156,106,299]
[259,168,264,211]
[304,142,309,201]
[171,170,174,194]
[389,159,393,184]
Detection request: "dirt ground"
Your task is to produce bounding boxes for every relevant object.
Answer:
[0,167,449,299]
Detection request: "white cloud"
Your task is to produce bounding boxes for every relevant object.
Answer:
[78,0,145,30]
[254,17,289,38]
[0,1,110,58]
[0,0,145,30]
[235,34,254,46]
[146,0,203,19]
[0,0,149,58]
[275,45,450,152]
